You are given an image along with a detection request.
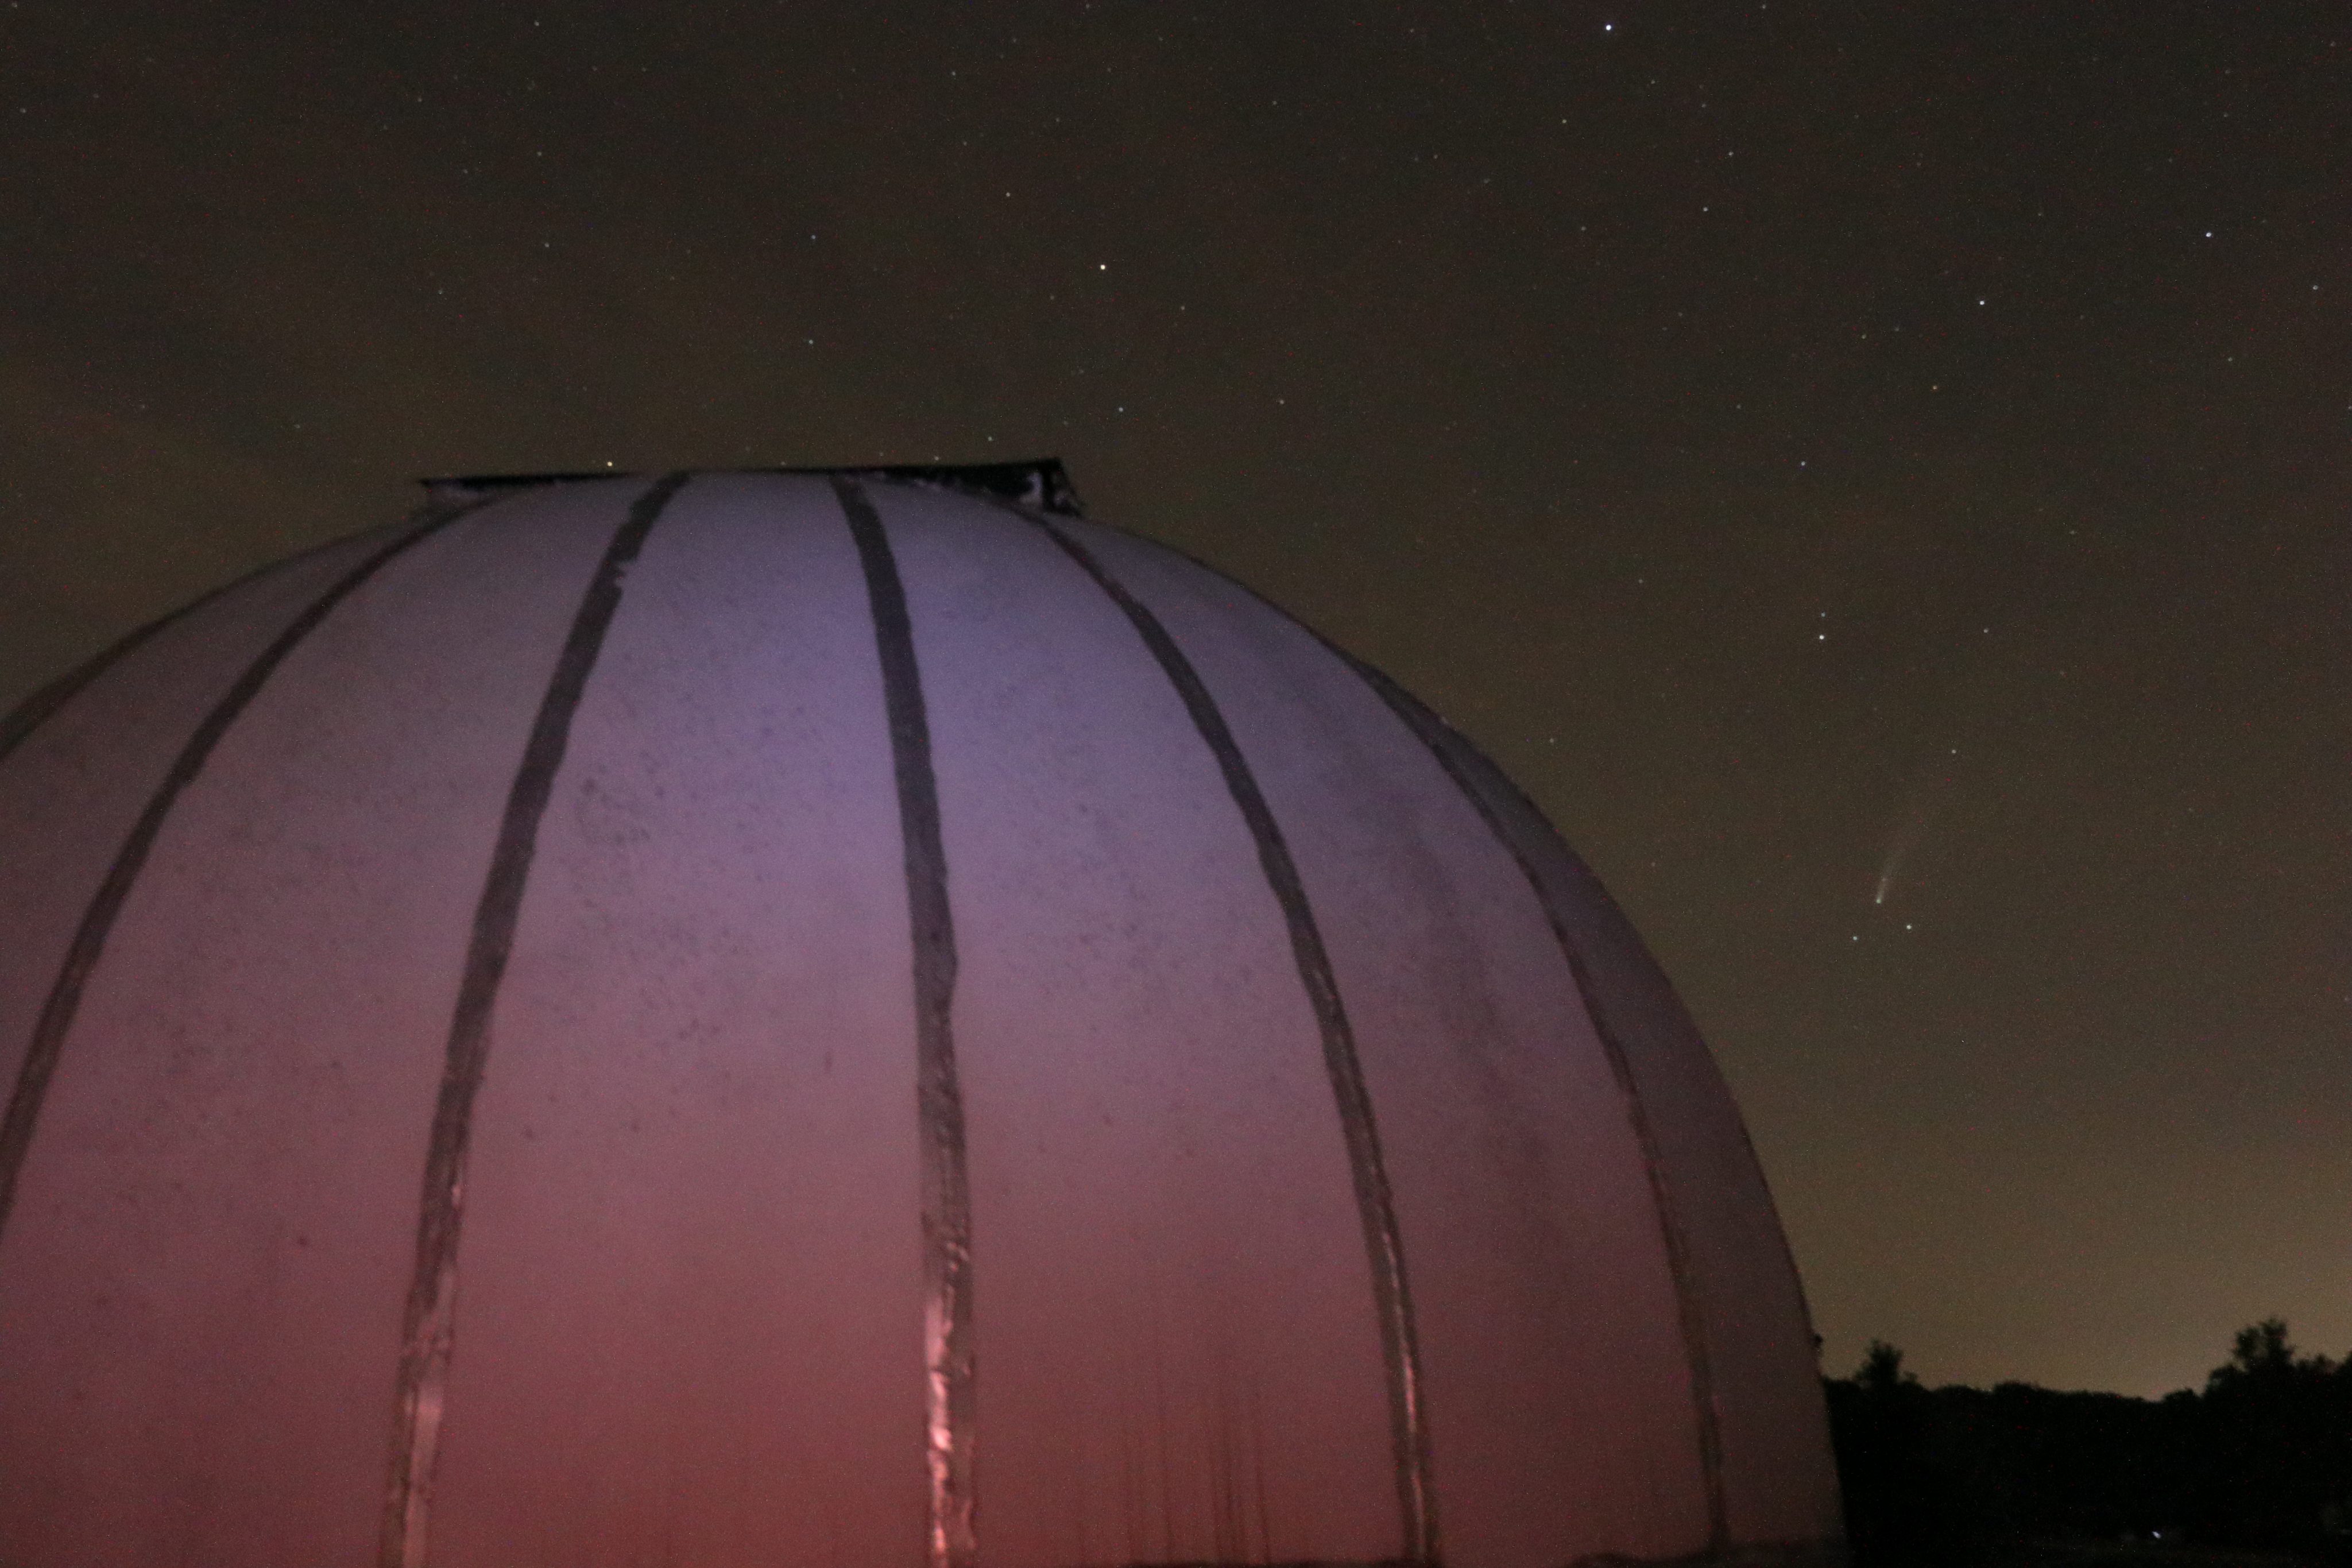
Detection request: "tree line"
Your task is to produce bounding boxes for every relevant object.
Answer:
[1827,1321,2352,1563]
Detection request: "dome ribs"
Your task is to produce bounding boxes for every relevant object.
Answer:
[1009,501,1442,1568]
[0,620,172,772]
[1331,662,1734,1558]
[1036,509,1757,1557]
[0,492,494,1254]
[833,477,978,1568]
[0,469,1843,1561]
[376,471,693,1568]
[0,523,386,771]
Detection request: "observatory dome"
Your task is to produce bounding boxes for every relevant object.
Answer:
[0,466,1839,1568]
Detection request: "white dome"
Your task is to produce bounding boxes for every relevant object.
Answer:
[0,466,1838,1568]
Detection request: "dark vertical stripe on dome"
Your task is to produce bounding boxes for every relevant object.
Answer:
[0,496,494,1249]
[1339,658,1731,1555]
[831,478,977,1568]
[378,472,691,1568]
[0,526,401,772]
[1017,508,1441,1567]
[0,618,175,771]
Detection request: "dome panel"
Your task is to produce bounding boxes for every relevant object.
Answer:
[0,528,396,1132]
[879,484,1399,1567]
[1063,517,1717,1564]
[423,475,927,1567]
[0,487,620,1563]
[1359,677,1844,1549]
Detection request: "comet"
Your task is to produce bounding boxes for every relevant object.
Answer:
[1873,749,1960,907]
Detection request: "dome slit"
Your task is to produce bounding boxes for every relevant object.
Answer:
[0,490,494,1254]
[377,471,692,1568]
[1011,502,1442,1568]
[833,477,977,1568]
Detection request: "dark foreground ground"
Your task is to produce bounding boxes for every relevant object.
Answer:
[1827,1324,2352,1568]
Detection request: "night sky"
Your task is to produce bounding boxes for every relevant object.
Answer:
[4,2,2346,1399]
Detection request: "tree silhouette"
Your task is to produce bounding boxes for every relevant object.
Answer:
[1827,1340,1982,1565]
[2192,1318,2350,1550]
[1825,1321,2352,1565]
